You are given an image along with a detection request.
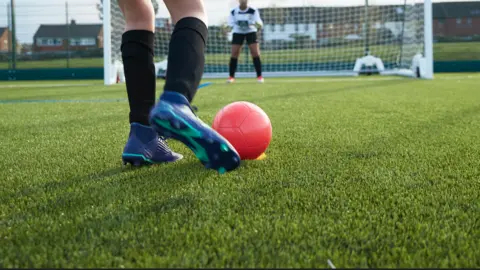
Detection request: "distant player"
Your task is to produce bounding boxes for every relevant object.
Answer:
[119,0,240,173]
[227,0,264,83]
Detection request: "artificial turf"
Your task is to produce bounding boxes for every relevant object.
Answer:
[0,74,479,268]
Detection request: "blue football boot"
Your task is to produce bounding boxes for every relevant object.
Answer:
[149,91,241,174]
[122,122,183,166]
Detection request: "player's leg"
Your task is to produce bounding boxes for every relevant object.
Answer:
[119,0,182,166]
[228,34,244,83]
[247,33,263,83]
[149,0,241,173]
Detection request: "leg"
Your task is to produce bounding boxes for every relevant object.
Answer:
[149,0,241,173]
[228,45,242,81]
[247,33,263,82]
[162,0,208,102]
[119,0,155,125]
[228,34,244,82]
[163,0,207,24]
[119,0,182,166]
[249,43,262,77]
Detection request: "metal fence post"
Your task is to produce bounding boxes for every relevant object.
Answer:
[10,0,16,70]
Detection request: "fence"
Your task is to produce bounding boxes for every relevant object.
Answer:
[1,1,103,71]
[1,1,480,76]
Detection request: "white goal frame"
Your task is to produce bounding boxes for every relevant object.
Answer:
[103,0,433,85]
[353,0,433,79]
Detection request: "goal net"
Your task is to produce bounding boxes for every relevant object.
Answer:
[103,0,433,85]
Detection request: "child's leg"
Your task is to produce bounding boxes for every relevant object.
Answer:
[119,0,156,125]
[149,0,241,173]
[248,41,263,81]
[229,43,242,80]
[162,0,208,102]
[119,0,182,166]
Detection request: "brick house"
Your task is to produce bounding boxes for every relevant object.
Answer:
[33,20,102,52]
[0,27,22,53]
[433,2,480,37]
[259,2,480,42]
[0,27,10,52]
[259,5,402,42]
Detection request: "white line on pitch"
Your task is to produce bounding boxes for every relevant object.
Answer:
[0,83,102,89]
[226,75,480,84]
[230,77,402,84]
[327,259,336,269]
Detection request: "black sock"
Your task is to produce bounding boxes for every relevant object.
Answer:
[164,17,207,103]
[121,30,156,126]
[229,57,238,78]
[253,57,262,77]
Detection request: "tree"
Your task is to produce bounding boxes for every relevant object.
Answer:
[97,0,159,21]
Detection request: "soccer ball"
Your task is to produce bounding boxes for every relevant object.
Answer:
[213,101,272,160]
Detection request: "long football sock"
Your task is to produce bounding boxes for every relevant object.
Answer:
[229,57,238,78]
[163,17,208,103]
[253,56,262,77]
[121,30,156,125]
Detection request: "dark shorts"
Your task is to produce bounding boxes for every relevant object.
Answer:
[232,32,258,45]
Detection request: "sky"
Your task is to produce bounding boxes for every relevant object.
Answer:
[0,0,477,43]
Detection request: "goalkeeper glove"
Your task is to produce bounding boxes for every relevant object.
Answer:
[250,21,262,29]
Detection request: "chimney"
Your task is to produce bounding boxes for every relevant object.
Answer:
[71,19,76,25]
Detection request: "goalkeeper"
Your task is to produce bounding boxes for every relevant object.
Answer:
[119,0,240,173]
[227,0,264,83]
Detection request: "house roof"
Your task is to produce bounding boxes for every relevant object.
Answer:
[433,2,480,19]
[0,27,7,36]
[34,22,102,38]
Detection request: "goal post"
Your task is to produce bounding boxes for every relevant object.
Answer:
[354,0,433,78]
[103,0,126,85]
[103,0,433,85]
[424,0,434,79]
[102,0,113,85]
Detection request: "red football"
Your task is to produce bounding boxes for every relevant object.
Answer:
[213,101,272,160]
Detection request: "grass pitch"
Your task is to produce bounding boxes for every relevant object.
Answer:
[0,74,479,268]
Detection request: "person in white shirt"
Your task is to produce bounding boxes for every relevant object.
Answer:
[227,0,264,83]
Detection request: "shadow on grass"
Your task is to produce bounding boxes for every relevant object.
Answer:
[6,160,209,224]
[41,166,127,193]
